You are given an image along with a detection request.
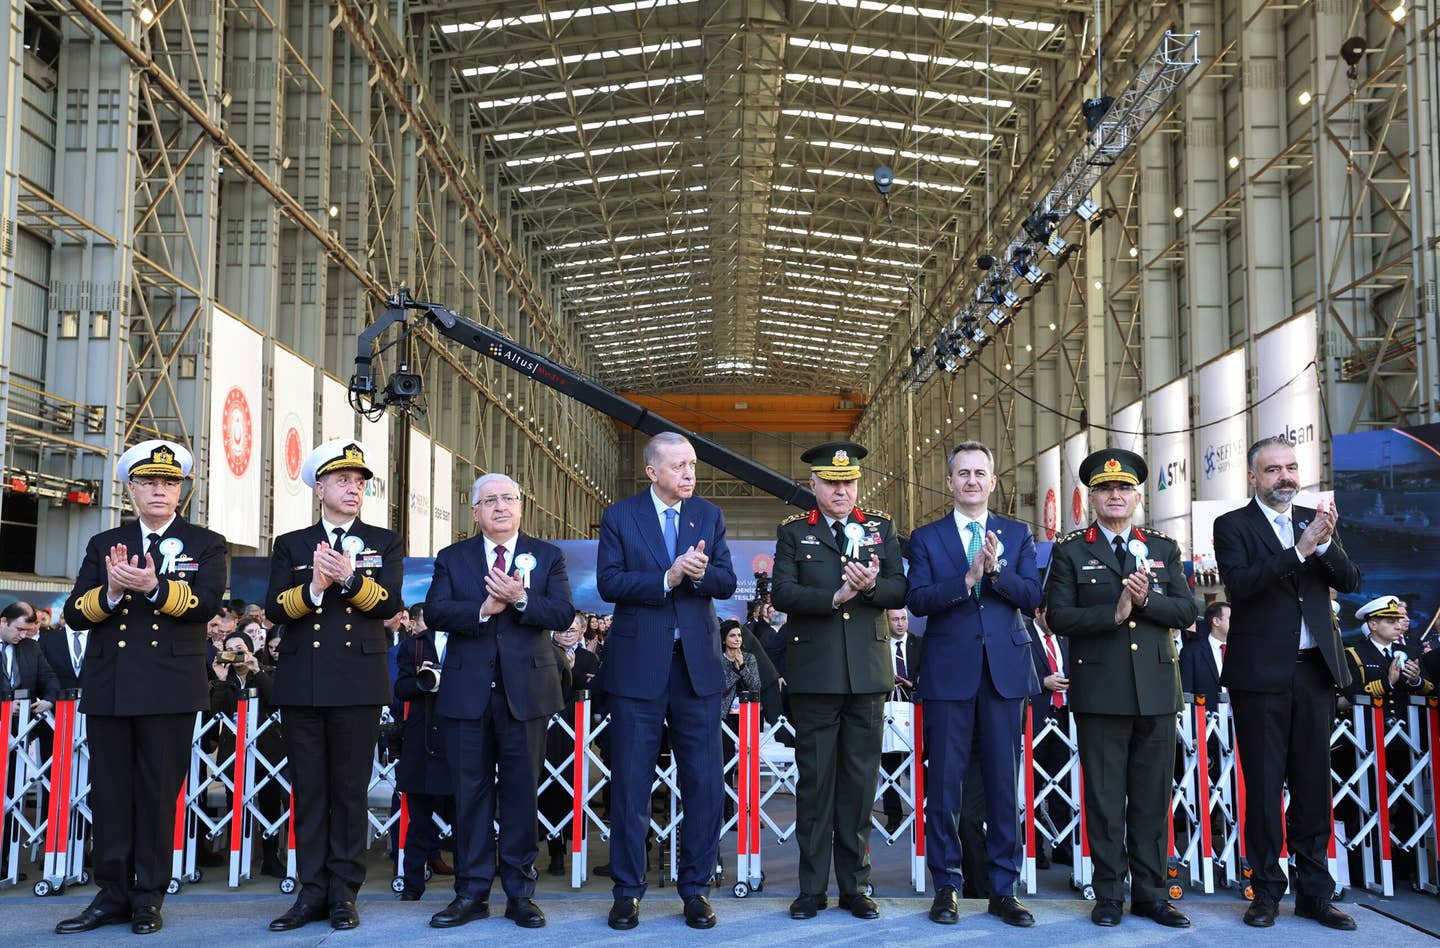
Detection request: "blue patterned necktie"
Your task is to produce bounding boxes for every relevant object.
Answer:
[664,508,679,561]
[967,521,984,595]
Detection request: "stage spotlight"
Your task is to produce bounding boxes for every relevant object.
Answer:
[986,307,1005,325]
[1082,96,1114,132]
[1076,198,1100,221]
[1046,233,1068,257]
[873,165,895,195]
[1339,36,1366,79]
[977,255,996,270]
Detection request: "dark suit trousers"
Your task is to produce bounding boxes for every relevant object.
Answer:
[608,649,722,900]
[283,705,381,905]
[442,691,546,901]
[86,713,193,912]
[789,691,884,896]
[1230,652,1337,901]
[400,792,446,896]
[1074,711,1174,903]
[923,666,1025,896]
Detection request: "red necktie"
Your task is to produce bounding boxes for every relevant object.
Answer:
[1043,634,1064,709]
[493,545,507,575]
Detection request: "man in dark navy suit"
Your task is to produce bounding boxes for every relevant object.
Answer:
[392,620,453,901]
[905,441,1040,927]
[596,431,736,931]
[425,473,574,930]
[1180,601,1229,706]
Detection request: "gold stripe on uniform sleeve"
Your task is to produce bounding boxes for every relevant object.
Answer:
[1366,680,1386,698]
[277,584,314,620]
[76,586,111,625]
[347,575,388,612]
[158,579,192,617]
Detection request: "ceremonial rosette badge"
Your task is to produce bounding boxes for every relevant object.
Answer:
[222,386,253,478]
[1043,488,1058,540]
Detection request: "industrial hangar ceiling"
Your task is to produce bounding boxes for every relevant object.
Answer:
[422,0,1079,395]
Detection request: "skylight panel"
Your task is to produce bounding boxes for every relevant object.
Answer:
[782,107,992,141]
[442,0,700,33]
[802,0,1056,32]
[516,167,678,194]
[807,167,966,194]
[554,244,711,268]
[506,140,683,168]
[789,36,1030,76]
[763,241,922,269]
[768,224,927,252]
[473,75,703,112]
[785,73,1012,109]
[810,139,980,168]
[461,38,702,79]
[492,109,705,142]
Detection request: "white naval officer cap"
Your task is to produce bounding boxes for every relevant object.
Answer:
[302,438,375,488]
[1355,595,1406,622]
[115,439,192,480]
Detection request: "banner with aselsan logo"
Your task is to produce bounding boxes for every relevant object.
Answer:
[271,346,315,536]
[1256,311,1322,489]
[1196,347,1248,500]
[432,444,453,552]
[207,308,263,548]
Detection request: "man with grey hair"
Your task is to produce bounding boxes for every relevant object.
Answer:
[425,472,575,929]
[596,431,737,930]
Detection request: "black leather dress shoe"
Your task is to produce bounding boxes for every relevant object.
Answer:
[1296,898,1357,931]
[929,886,959,924]
[430,896,489,928]
[55,905,131,935]
[505,898,545,929]
[789,894,827,919]
[131,906,163,935]
[1132,900,1190,928]
[268,901,327,932]
[683,895,717,930]
[608,896,640,930]
[1091,897,1123,927]
[837,893,879,919]
[329,901,360,930]
[1243,896,1278,928]
[398,890,422,902]
[989,895,1035,928]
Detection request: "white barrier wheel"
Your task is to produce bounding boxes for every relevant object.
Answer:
[279,877,297,895]
[32,879,53,897]
[166,877,181,895]
[423,864,432,881]
[391,876,406,894]
[1081,884,1096,901]
[79,870,91,885]
[732,881,749,898]
[189,869,203,884]
[864,883,874,897]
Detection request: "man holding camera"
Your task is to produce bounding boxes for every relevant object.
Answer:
[265,440,403,932]
[425,473,574,929]
[209,630,284,877]
[392,611,453,899]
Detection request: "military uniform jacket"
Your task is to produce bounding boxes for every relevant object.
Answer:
[64,516,228,716]
[1044,523,1197,716]
[1346,633,1434,702]
[771,508,907,695]
[265,520,402,707]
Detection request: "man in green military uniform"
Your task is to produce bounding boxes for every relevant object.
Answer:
[1044,448,1197,929]
[771,442,906,921]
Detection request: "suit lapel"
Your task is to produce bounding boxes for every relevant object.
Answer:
[1245,499,1285,556]
[938,513,971,574]
[677,499,702,556]
[632,493,672,570]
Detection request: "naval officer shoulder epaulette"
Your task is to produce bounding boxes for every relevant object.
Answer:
[780,512,808,527]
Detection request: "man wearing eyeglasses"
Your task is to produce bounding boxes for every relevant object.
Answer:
[423,473,574,930]
[55,440,228,936]
[1044,448,1197,930]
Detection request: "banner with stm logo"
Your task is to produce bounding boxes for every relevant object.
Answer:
[1196,348,1248,500]
[207,307,264,547]
[1147,376,1191,552]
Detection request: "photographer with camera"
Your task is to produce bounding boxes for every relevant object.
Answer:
[208,631,285,878]
[392,608,454,901]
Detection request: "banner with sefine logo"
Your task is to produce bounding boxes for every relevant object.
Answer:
[271,346,315,536]
[207,307,264,548]
[1037,444,1061,541]
[1196,347,1248,500]
[432,444,453,552]
[1147,376,1191,553]
[408,428,432,556]
[1062,431,1089,532]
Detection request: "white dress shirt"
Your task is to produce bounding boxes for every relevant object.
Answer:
[1254,498,1328,649]
[434,629,449,665]
[1209,634,1225,678]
